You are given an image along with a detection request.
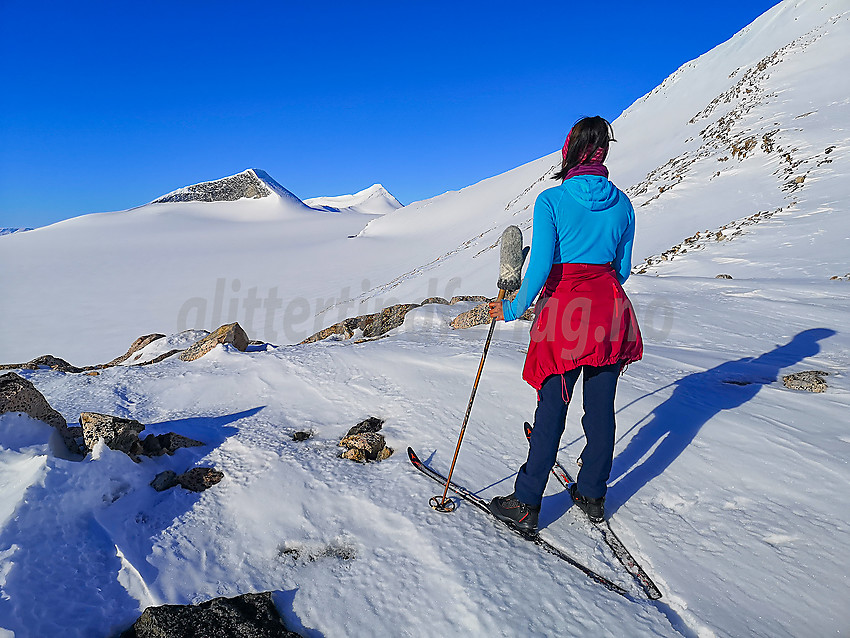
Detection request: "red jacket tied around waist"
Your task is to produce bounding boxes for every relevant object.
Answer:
[522,263,643,390]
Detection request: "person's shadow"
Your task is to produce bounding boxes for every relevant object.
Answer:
[605,327,835,514]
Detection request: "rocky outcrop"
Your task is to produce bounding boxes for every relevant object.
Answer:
[0,355,83,373]
[450,291,534,330]
[338,417,393,462]
[0,372,82,452]
[715,274,733,279]
[0,333,173,373]
[79,412,205,461]
[782,370,829,393]
[154,170,272,203]
[179,323,249,361]
[301,303,420,344]
[104,334,166,366]
[119,591,302,638]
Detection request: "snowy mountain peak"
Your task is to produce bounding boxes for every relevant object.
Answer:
[151,168,304,206]
[304,183,403,215]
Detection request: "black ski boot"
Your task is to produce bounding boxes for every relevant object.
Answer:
[570,484,605,523]
[489,494,539,535]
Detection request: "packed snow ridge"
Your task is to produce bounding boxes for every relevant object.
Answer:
[305,184,403,215]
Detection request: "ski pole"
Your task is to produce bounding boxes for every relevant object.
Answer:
[430,225,526,512]
[430,289,507,512]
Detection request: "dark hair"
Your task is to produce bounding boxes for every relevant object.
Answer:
[552,116,615,181]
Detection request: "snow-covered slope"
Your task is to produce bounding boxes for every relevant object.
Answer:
[304,184,403,215]
[0,2,849,635]
[4,1,845,366]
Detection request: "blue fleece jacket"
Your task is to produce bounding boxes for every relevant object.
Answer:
[503,175,635,322]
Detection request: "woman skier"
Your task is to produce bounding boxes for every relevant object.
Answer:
[488,116,643,533]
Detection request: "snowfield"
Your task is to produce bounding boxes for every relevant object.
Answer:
[1,0,849,636]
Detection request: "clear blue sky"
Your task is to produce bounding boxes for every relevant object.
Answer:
[0,1,780,228]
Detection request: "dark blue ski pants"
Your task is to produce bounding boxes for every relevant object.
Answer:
[514,363,620,506]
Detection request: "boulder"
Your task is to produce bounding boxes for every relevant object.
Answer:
[80,412,147,459]
[0,372,66,428]
[0,372,82,452]
[177,467,225,492]
[179,323,249,361]
[119,591,302,638]
[292,431,312,441]
[782,370,829,393]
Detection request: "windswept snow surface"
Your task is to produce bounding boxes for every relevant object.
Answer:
[1,0,850,636]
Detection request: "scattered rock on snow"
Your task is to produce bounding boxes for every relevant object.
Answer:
[782,370,829,393]
[292,431,312,441]
[119,591,302,638]
[179,322,249,361]
[715,274,733,279]
[339,431,393,462]
[150,470,179,492]
[177,467,225,492]
[79,412,205,461]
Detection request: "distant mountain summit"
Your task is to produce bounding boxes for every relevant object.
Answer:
[150,169,402,216]
[0,228,33,236]
[152,168,304,206]
[305,184,403,215]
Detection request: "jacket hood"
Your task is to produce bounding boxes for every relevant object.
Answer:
[562,175,620,210]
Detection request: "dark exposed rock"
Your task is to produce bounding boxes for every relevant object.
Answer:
[0,372,82,452]
[177,467,225,492]
[80,412,146,459]
[179,323,249,361]
[119,591,302,638]
[345,416,384,437]
[715,274,733,279]
[150,471,179,492]
[292,431,312,442]
[154,171,271,203]
[782,370,829,393]
[300,303,421,344]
